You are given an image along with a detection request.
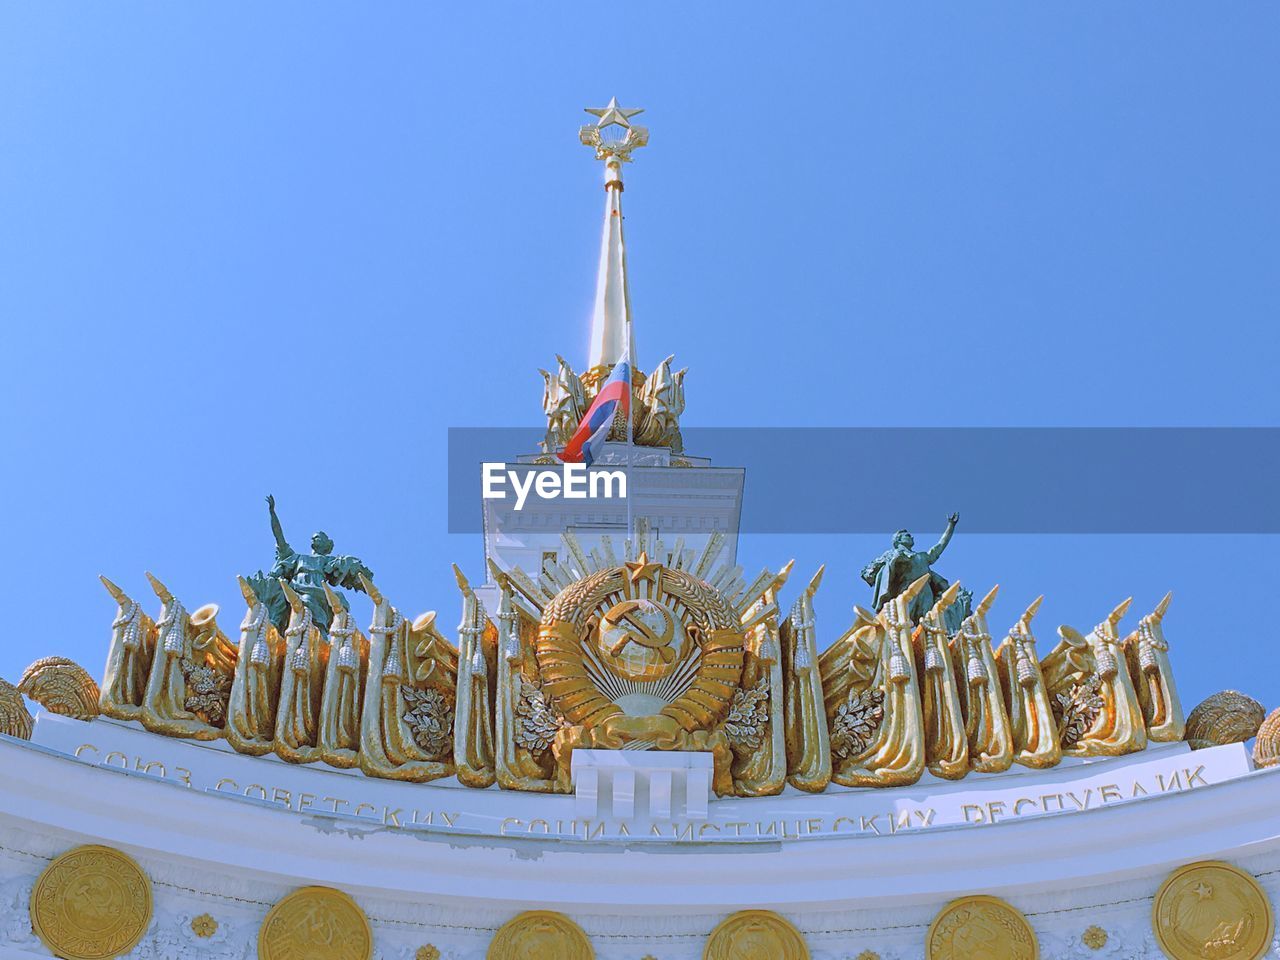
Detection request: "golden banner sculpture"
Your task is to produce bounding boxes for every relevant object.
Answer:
[74,533,1192,800]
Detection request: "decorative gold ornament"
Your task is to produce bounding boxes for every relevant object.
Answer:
[994,596,1061,769]
[1042,598,1147,757]
[926,896,1038,960]
[703,910,810,960]
[951,585,1015,775]
[856,951,882,960]
[1152,861,1273,960]
[1251,706,1280,768]
[99,575,158,722]
[259,886,372,960]
[535,559,747,794]
[139,572,236,740]
[487,910,594,960]
[0,677,33,740]
[579,97,649,163]
[19,656,101,720]
[1185,690,1265,750]
[191,913,218,938]
[1123,592,1185,742]
[29,844,153,960]
[821,576,927,788]
[417,947,442,960]
[1081,925,1108,949]
[914,580,969,780]
[357,575,459,784]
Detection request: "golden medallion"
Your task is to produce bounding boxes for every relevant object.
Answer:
[926,896,1038,960]
[1153,861,1273,960]
[258,886,373,960]
[704,910,810,960]
[487,910,594,960]
[29,844,152,960]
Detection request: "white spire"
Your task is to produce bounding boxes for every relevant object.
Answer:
[580,99,648,375]
[588,158,635,372]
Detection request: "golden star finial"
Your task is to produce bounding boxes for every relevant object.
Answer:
[585,97,644,129]
[624,552,661,584]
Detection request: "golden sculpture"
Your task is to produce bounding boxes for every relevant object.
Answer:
[19,657,100,721]
[1184,690,1265,751]
[416,946,442,960]
[1252,707,1280,768]
[272,580,329,763]
[454,566,498,788]
[780,567,832,793]
[29,844,153,960]
[98,575,157,721]
[487,910,594,960]
[87,545,1191,797]
[317,580,370,767]
[994,597,1061,769]
[0,677,33,740]
[225,576,286,756]
[358,575,458,783]
[729,561,792,797]
[913,580,969,780]
[1152,861,1273,960]
[950,586,1014,774]
[493,566,562,793]
[703,910,810,960]
[926,895,1038,960]
[1123,592,1185,742]
[1041,598,1146,757]
[139,572,236,740]
[258,886,372,960]
[821,575,927,788]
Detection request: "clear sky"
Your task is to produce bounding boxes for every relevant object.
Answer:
[1,4,1277,711]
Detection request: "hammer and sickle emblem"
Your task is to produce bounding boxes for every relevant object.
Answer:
[601,599,677,664]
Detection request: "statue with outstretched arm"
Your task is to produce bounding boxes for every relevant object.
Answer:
[244,495,375,634]
[861,513,961,623]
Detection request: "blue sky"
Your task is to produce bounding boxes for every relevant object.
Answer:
[1,4,1276,709]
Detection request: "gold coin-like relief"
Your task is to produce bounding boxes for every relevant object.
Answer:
[29,844,153,960]
[258,886,373,960]
[704,910,810,960]
[487,910,594,960]
[926,896,1039,960]
[1153,861,1274,960]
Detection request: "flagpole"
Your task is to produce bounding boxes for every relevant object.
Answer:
[624,321,635,547]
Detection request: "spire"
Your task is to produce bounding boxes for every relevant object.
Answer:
[580,98,648,376]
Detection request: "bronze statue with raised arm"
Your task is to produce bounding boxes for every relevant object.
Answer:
[244,495,374,634]
[861,513,965,626]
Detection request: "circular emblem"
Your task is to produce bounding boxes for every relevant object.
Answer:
[487,910,594,960]
[29,844,152,960]
[926,896,1038,960]
[537,562,745,734]
[704,910,810,960]
[258,886,372,960]
[1153,861,1273,960]
[597,597,685,682]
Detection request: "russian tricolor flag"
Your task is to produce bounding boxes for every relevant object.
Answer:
[559,361,631,467]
